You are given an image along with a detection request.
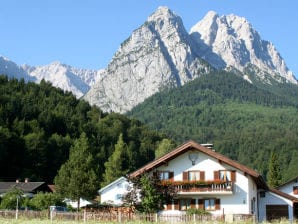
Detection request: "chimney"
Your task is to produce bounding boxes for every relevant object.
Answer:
[25,178,29,183]
[201,143,214,151]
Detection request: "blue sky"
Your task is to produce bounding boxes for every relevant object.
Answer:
[0,0,297,78]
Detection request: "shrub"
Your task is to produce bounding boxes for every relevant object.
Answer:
[186,208,211,215]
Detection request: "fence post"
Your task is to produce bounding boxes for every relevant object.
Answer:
[193,213,196,223]
[155,213,158,222]
[50,210,53,222]
[83,208,86,222]
[118,211,121,223]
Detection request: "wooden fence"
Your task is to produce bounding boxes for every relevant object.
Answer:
[0,209,254,223]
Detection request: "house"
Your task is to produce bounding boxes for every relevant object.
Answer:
[98,176,131,205]
[258,187,298,221]
[0,179,53,198]
[98,140,298,222]
[277,176,298,199]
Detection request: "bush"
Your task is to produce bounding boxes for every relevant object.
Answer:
[186,208,210,215]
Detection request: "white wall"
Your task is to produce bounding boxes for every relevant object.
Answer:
[100,178,130,205]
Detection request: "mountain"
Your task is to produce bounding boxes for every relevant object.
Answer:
[0,56,36,82]
[1,7,297,111]
[84,7,297,113]
[84,7,213,113]
[190,11,297,85]
[22,62,102,98]
[127,71,298,181]
[0,56,102,98]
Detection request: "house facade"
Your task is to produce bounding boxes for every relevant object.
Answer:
[98,177,131,205]
[98,140,298,222]
[278,176,298,199]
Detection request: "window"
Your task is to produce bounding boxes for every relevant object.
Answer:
[159,171,173,180]
[188,171,200,181]
[183,171,204,181]
[260,191,266,198]
[293,186,298,195]
[115,194,122,200]
[180,199,191,210]
[199,198,220,210]
[218,170,236,182]
[219,170,231,181]
[204,199,215,210]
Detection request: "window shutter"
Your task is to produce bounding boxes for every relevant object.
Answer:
[190,199,196,208]
[183,172,188,181]
[293,186,298,195]
[198,199,204,209]
[231,171,236,182]
[169,172,174,181]
[214,171,219,180]
[200,171,205,180]
[215,199,220,210]
[174,199,179,210]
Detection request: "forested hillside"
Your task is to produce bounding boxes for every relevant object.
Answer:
[0,75,170,184]
[127,71,298,181]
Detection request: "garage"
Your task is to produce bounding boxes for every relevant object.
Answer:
[266,205,288,221]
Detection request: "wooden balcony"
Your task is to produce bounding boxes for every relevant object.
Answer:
[161,180,234,195]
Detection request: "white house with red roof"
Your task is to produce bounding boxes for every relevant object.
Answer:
[98,140,298,222]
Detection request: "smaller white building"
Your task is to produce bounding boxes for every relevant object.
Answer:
[278,176,298,198]
[98,177,130,205]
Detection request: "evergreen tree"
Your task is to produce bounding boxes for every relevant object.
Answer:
[155,138,176,159]
[54,133,99,210]
[101,133,129,187]
[267,151,282,187]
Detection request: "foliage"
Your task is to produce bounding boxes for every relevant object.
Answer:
[54,133,99,210]
[101,133,129,187]
[29,192,65,211]
[0,75,167,184]
[155,138,176,159]
[0,187,24,209]
[123,172,177,213]
[127,71,298,182]
[267,152,282,188]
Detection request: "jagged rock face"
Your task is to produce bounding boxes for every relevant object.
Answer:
[84,7,212,113]
[0,56,36,82]
[190,11,297,84]
[22,62,101,98]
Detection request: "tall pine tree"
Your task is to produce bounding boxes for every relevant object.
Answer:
[101,133,129,187]
[54,132,99,210]
[267,151,282,188]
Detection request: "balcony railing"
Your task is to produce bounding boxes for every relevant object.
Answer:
[161,180,233,194]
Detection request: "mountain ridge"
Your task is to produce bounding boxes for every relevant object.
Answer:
[1,6,297,113]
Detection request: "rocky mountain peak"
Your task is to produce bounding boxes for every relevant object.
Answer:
[190,11,297,84]
[84,7,212,113]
